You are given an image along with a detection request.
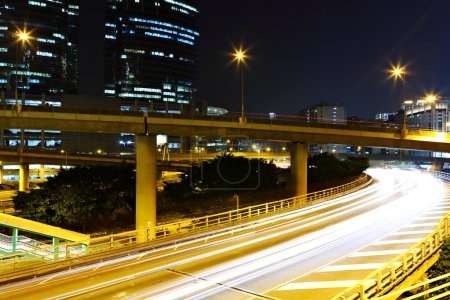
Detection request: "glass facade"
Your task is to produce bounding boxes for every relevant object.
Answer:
[0,0,79,95]
[104,0,199,111]
[0,1,78,149]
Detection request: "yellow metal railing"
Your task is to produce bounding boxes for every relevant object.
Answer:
[0,174,371,282]
[332,171,450,300]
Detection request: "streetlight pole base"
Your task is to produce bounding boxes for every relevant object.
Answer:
[401,127,408,139]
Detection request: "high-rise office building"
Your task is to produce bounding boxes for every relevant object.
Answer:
[0,1,79,149]
[104,0,199,113]
[0,0,79,96]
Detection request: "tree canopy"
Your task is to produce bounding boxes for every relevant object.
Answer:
[14,164,135,231]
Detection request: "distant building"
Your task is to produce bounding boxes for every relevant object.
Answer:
[0,0,79,95]
[375,112,396,122]
[406,98,450,132]
[299,101,347,125]
[298,101,347,154]
[207,106,228,116]
[104,0,199,114]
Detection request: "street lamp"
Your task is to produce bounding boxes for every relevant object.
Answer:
[14,29,30,112]
[60,150,68,168]
[232,47,248,124]
[389,65,407,132]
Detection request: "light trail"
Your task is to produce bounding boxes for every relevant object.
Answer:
[0,169,445,300]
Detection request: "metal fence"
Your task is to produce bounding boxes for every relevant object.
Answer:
[332,171,450,300]
[0,174,371,282]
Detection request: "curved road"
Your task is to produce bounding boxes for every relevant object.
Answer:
[0,169,446,299]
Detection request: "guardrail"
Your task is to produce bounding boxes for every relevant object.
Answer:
[332,171,450,300]
[0,174,371,281]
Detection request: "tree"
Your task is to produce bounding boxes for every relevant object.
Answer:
[14,164,135,232]
[307,153,369,182]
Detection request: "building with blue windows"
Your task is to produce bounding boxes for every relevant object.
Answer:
[104,0,199,114]
[0,1,79,149]
[0,0,79,96]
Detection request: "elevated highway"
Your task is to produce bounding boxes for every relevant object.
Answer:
[0,104,449,235]
[0,105,449,151]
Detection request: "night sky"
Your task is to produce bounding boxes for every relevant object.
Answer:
[78,0,450,120]
[196,0,450,119]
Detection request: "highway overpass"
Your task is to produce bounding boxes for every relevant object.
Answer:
[0,104,449,236]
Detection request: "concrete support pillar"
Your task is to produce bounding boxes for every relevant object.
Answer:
[19,162,29,191]
[136,134,157,242]
[39,164,45,182]
[0,163,3,185]
[290,142,308,196]
[431,161,443,172]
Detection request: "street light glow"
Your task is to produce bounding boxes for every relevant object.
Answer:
[425,94,438,101]
[233,48,247,64]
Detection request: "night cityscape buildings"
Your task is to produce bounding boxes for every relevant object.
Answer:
[0,0,80,96]
[104,0,200,114]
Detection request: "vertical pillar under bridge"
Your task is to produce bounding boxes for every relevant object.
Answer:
[290,142,307,196]
[135,134,157,242]
[19,162,29,192]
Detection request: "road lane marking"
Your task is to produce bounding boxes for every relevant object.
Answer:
[416,217,442,221]
[318,263,384,272]
[277,280,360,290]
[166,268,277,300]
[389,230,432,236]
[372,238,421,245]
[402,222,439,228]
[349,249,406,257]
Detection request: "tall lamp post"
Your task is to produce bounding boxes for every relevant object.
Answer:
[14,30,30,113]
[390,65,407,132]
[233,48,247,124]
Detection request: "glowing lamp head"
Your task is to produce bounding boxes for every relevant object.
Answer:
[391,66,405,78]
[425,94,438,102]
[18,32,29,41]
[233,48,247,64]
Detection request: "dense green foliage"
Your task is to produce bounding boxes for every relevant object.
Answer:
[160,154,279,211]
[427,238,450,293]
[308,153,369,182]
[13,153,369,232]
[14,164,135,231]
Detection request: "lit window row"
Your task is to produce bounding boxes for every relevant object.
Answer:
[104,89,115,94]
[37,51,56,57]
[37,37,56,44]
[134,87,161,93]
[164,0,198,13]
[13,70,51,78]
[53,33,65,40]
[105,34,116,39]
[170,6,190,15]
[179,57,193,63]
[129,17,199,36]
[118,93,161,99]
[177,86,191,92]
[136,24,196,41]
[177,38,193,45]
[0,48,7,52]
[28,1,47,7]
[124,48,145,54]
